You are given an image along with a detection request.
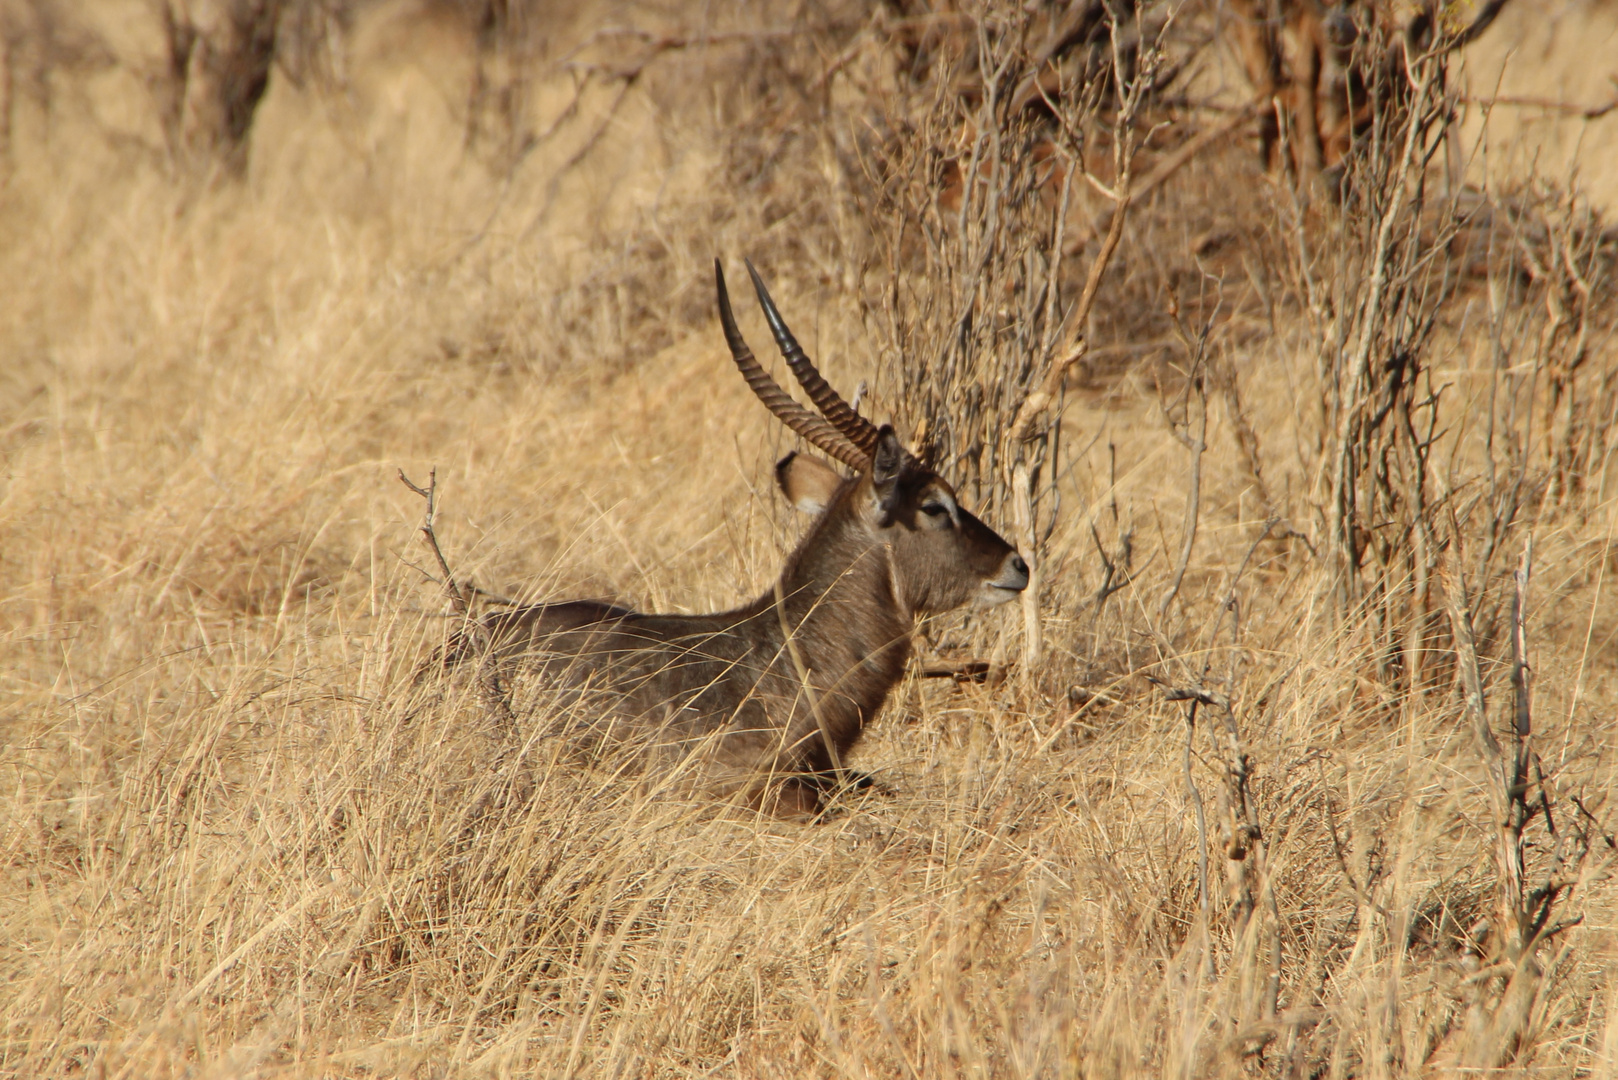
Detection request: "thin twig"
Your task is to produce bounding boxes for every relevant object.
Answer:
[398,467,469,616]
[1458,91,1618,121]
[1156,350,1208,626]
[1186,699,1211,919]
[399,468,517,737]
[1062,100,1264,257]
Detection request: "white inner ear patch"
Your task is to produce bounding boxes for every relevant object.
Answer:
[777,453,843,516]
[793,490,828,514]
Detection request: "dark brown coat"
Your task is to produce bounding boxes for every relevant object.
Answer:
[447,264,1028,816]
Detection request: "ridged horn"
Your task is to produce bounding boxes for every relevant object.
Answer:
[744,259,883,457]
[715,260,868,471]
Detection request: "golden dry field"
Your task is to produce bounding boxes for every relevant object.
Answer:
[2,1,1617,1076]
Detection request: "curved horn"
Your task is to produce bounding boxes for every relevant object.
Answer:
[744,259,883,457]
[715,260,868,471]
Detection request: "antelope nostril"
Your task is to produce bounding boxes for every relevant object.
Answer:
[1011,555,1029,578]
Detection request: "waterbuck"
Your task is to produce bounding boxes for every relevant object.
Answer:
[448,260,1028,817]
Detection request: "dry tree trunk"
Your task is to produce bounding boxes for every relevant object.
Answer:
[0,12,12,171]
[0,0,55,175]
[163,0,281,173]
[1226,1,1512,194]
[464,0,534,168]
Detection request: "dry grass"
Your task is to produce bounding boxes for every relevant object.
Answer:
[2,1,1617,1077]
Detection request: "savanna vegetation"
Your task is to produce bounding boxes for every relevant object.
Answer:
[2,0,1616,1075]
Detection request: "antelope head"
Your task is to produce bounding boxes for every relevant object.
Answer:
[715,260,1029,615]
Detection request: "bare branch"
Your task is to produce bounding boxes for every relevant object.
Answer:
[1459,90,1618,121]
[398,467,470,617]
[400,467,516,737]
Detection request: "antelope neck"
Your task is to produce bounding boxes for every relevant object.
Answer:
[759,488,913,675]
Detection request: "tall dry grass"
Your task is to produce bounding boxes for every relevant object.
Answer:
[1,1,1616,1077]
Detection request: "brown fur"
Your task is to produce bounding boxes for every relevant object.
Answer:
[445,290,1027,819]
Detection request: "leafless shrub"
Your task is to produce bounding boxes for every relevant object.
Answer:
[1278,63,1617,697]
[1500,184,1618,512]
[1263,25,1473,692]
[853,0,1186,671]
[1440,539,1615,1068]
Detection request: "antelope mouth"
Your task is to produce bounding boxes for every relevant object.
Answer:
[982,577,1029,605]
[981,554,1030,604]
[977,582,1024,609]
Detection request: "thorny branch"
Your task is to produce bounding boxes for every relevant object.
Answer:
[1151,673,1281,1029]
[399,468,517,738]
[1155,290,1217,626]
[398,467,470,616]
[1089,523,1137,609]
[1317,759,1392,920]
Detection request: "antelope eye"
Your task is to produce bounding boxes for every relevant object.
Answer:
[921,502,950,518]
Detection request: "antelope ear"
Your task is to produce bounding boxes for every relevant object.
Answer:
[776,452,843,515]
[870,425,905,516]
